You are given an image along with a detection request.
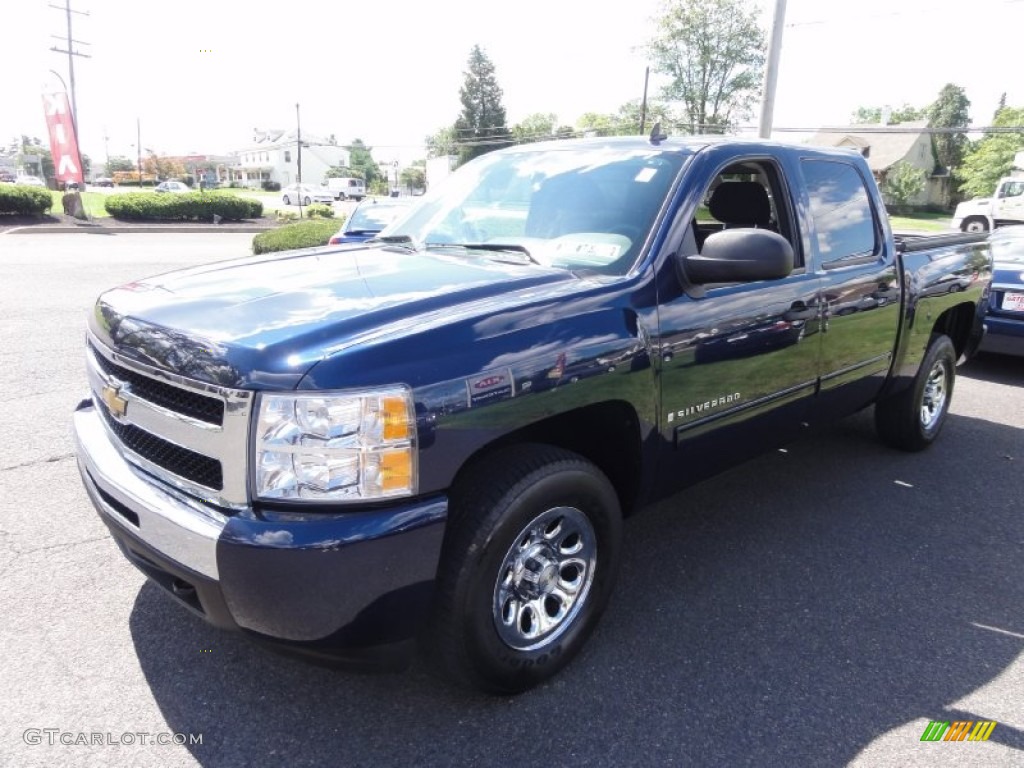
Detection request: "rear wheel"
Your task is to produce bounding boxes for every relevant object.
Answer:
[875,334,956,451]
[426,444,622,694]
[303,196,311,206]
[282,195,291,205]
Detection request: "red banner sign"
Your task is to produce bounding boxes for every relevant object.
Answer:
[41,91,83,185]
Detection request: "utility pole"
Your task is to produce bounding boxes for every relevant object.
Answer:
[49,0,90,143]
[639,66,650,135]
[137,118,142,186]
[296,103,303,219]
[758,0,787,139]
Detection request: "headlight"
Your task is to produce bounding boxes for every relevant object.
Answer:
[254,387,417,502]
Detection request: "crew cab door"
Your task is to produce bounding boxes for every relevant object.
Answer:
[651,149,822,489]
[797,158,901,415]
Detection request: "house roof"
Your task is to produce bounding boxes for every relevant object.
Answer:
[805,121,928,172]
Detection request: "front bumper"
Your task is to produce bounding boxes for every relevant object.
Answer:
[74,398,447,661]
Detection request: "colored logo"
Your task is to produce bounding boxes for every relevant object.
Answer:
[920,720,997,742]
[101,383,128,419]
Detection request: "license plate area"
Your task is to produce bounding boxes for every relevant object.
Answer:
[1001,292,1024,312]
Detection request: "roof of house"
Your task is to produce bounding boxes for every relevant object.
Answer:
[805,121,929,173]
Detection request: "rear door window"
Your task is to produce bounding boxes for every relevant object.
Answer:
[800,159,878,268]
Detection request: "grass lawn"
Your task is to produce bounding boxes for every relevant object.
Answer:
[49,190,110,218]
[887,211,951,233]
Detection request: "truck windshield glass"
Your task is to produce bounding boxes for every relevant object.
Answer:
[380,146,687,275]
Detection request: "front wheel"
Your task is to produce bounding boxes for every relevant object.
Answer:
[426,444,622,694]
[282,195,291,205]
[303,196,311,206]
[875,334,956,451]
[961,217,989,234]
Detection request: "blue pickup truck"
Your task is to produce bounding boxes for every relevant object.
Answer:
[74,135,993,693]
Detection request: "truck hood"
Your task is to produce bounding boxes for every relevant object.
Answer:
[90,244,577,389]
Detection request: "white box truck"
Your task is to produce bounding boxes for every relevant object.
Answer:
[951,151,1024,232]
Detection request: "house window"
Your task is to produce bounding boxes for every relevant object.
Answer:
[284,150,291,163]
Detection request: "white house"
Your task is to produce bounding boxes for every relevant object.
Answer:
[229,129,349,188]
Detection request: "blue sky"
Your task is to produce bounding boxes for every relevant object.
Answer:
[2,0,1021,167]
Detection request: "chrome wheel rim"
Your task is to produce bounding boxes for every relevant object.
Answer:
[492,506,597,651]
[920,358,950,431]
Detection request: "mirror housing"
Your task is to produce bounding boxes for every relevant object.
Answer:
[681,229,794,284]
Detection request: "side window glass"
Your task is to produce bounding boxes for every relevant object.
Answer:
[800,159,876,266]
[1000,181,1024,198]
[692,159,799,267]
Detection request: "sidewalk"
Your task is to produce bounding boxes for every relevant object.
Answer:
[1,213,280,235]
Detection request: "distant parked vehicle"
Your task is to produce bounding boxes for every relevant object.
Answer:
[978,225,1024,356]
[328,197,416,244]
[0,171,17,184]
[92,177,115,188]
[282,183,334,206]
[16,175,46,187]
[154,181,190,193]
[325,177,366,201]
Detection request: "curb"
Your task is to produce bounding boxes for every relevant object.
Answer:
[3,225,275,235]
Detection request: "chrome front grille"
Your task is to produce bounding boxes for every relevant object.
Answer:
[86,333,254,509]
[89,342,225,425]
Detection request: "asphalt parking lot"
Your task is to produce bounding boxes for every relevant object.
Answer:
[1,233,1022,768]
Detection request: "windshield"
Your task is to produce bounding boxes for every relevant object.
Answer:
[347,202,413,231]
[381,145,687,275]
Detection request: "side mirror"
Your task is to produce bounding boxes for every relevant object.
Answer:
[680,229,794,284]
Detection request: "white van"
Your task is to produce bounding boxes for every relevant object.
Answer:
[325,177,366,201]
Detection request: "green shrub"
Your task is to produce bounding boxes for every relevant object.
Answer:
[104,192,262,221]
[304,203,334,219]
[252,218,342,254]
[261,180,281,192]
[0,184,54,215]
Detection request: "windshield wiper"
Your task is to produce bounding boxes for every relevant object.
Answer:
[424,242,540,265]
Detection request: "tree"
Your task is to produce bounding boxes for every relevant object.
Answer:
[881,161,927,210]
[956,106,1024,198]
[324,165,359,180]
[142,153,185,180]
[105,155,134,174]
[850,104,927,124]
[615,98,676,135]
[646,0,765,133]
[400,166,425,193]
[345,139,380,186]
[927,84,971,171]
[511,112,557,144]
[453,45,511,165]
[426,125,457,158]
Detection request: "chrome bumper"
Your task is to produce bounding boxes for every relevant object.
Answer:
[74,398,227,580]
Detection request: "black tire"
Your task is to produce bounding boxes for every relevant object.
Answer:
[282,195,291,205]
[303,196,311,206]
[426,444,622,694]
[875,334,956,451]
[961,217,989,234]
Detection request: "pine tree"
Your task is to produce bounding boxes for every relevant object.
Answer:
[454,45,511,165]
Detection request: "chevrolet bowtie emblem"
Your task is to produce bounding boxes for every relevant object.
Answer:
[101,382,129,419]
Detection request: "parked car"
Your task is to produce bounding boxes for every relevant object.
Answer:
[0,171,17,184]
[92,177,115,188]
[328,197,416,244]
[978,224,1024,356]
[154,180,190,193]
[16,175,46,187]
[282,183,334,206]
[75,136,993,694]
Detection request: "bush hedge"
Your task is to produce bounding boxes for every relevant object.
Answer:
[304,203,334,219]
[104,192,262,221]
[252,218,342,255]
[0,184,54,216]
